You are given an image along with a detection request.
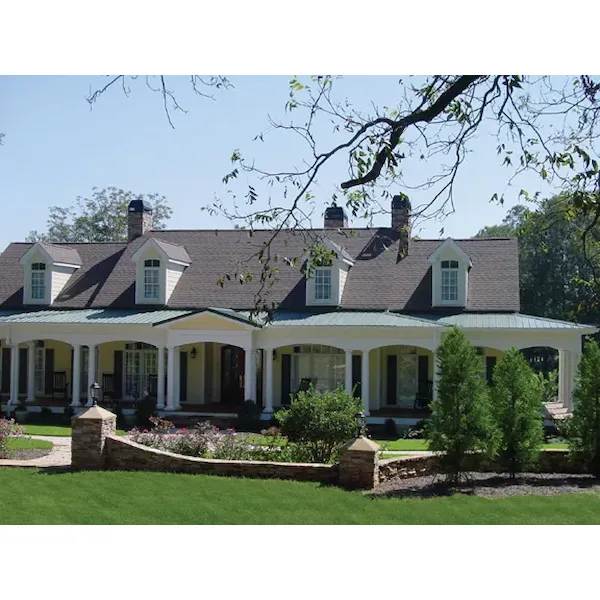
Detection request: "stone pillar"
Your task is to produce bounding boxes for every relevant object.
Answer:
[86,344,97,406]
[264,348,274,413]
[361,350,370,416]
[166,346,176,410]
[338,437,380,490]
[244,346,255,401]
[26,341,35,403]
[9,343,19,406]
[71,344,82,407]
[156,346,166,409]
[345,350,353,394]
[71,405,117,470]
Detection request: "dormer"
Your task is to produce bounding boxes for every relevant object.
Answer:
[304,238,354,307]
[131,238,191,305]
[428,238,472,308]
[20,243,82,305]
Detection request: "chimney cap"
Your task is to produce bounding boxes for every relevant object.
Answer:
[128,199,153,213]
[392,194,411,210]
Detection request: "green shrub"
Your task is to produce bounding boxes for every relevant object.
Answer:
[63,405,75,425]
[235,401,263,432]
[427,327,497,483]
[568,340,600,478]
[136,393,157,428]
[275,385,361,464]
[536,369,558,404]
[383,418,397,439]
[491,347,544,478]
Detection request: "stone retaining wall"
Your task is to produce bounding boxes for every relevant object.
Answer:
[105,435,338,483]
[377,449,586,485]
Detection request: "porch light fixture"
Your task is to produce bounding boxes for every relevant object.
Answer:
[190,347,197,359]
[89,382,101,406]
[355,410,366,438]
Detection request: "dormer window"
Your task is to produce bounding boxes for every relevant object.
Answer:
[143,259,161,301]
[441,260,459,301]
[31,263,46,300]
[314,267,332,301]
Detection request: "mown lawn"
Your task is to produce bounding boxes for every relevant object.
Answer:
[0,469,599,524]
[23,424,127,437]
[374,438,568,451]
[4,438,53,451]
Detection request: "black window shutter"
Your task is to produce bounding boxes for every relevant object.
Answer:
[179,351,188,403]
[281,354,291,406]
[418,355,429,384]
[386,355,397,405]
[19,348,28,394]
[44,348,55,395]
[70,348,74,389]
[1,348,11,394]
[486,356,497,386]
[114,350,123,398]
[352,354,361,398]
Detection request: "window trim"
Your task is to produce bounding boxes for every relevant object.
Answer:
[30,262,47,302]
[142,259,161,302]
[440,260,459,302]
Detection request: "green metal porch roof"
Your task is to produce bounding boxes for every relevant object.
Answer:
[0,309,194,325]
[268,311,439,328]
[421,313,597,331]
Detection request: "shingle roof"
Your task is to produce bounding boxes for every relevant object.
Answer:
[153,239,191,264]
[0,229,520,312]
[37,243,82,266]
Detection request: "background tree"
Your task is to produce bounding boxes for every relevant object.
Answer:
[427,327,497,484]
[26,187,173,243]
[491,347,544,478]
[568,339,600,478]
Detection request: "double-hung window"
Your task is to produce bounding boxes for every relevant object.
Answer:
[314,267,332,301]
[441,260,459,301]
[143,259,160,301]
[31,262,46,300]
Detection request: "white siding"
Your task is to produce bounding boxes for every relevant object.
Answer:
[50,265,75,303]
[166,263,185,303]
[338,265,349,303]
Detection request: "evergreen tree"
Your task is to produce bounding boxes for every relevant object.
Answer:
[491,347,544,478]
[427,327,497,484]
[568,340,600,478]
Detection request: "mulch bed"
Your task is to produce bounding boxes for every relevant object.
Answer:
[0,449,53,461]
[370,472,600,499]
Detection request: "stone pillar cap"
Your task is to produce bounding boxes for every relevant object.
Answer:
[73,405,116,420]
[342,436,380,452]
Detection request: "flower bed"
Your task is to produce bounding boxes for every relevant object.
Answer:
[128,418,316,463]
[0,418,25,458]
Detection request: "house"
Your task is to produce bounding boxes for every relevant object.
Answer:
[0,196,596,424]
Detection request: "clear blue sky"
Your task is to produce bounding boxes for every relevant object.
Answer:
[0,75,551,251]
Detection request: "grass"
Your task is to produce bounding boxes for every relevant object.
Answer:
[374,438,569,451]
[4,438,53,451]
[0,469,599,524]
[380,452,418,459]
[22,424,127,437]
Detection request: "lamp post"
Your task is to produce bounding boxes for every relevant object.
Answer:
[355,410,365,438]
[89,382,101,406]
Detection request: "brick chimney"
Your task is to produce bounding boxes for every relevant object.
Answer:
[391,194,411,259]
[324,205,348,229]
[128,199,153,242]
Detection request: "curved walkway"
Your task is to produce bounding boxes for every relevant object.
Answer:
[0,435,71,468]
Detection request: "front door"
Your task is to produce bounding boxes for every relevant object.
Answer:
[220,345,245,404]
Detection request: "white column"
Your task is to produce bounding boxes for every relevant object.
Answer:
[166,346,176,410]
[345,350,353,394]
[86,344,97,406]
[173,348,181,409]
[26,342,35,403]
[71,344,82,407]
[361,349,370,416]
[244,347,255,402]
[156,346,166,409]
[264,348,274,413]
[199,343,205,404]
[9,344,19,406]
[558,348,570,408]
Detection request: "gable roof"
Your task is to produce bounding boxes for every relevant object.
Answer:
[20,242,82,267]
[0,230,520,312]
